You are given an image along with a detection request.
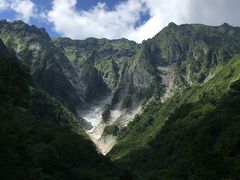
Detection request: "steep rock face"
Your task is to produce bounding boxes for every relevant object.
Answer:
[0,20,108,115]
[116,23,240,105]
[0,20,152,154]
[111,48,159,110]
[53,37,155,153]
[55,37,158,111]
[0,42,125,180]
[53,37,139,90]
[145,23,240,86]
[111,54,240,179]
[109,24,240,160]
[3,20,240,156]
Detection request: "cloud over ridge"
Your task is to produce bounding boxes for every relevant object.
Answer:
[46,0,240,43]
[1,0,240,43]
[0,0,36,22]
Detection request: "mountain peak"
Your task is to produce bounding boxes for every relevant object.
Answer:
[0,19,50,40]
[219,22,235,30]
[167,22,177,27]
[221,22,230,27]
[12,19,25,24]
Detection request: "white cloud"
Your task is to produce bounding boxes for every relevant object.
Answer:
[1,0,240,42]
[10,0,36,22]
[128,0,191,42]
[0,0,36,22]
[47,0,146,42]
[0,0,9,10]
[46,0,240,43]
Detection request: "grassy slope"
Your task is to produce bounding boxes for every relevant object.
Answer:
[0,55,128,179]
[109,54,240,177]
[125,88,240,179]
[119,55,240,179]
[108,24,240,160]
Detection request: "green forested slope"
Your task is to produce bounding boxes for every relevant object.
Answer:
[109,23,240,161]
[2,19,240,180]
[0,43,126,180]
[110,55,240,179]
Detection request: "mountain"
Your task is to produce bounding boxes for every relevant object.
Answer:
[0,20,161,153]
[52,37,152,153]
[2,19,240,179]
[0,20,108,116]
[0,38,129,179]
[108,23,240,159]
[109,54,240,179]
[107,24,240,179]
[53,37,139,91]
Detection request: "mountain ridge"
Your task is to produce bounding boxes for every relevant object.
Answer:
[0,38,129,179]
[2,20,240,153]
[2,20,240,179]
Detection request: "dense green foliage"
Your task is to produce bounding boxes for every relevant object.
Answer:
[0,111,120,180]
[2,19,240,179]
[103,125,119,136]
[110,55,240,179]
[116,84,240,179]
[0,51,127,179]
[109,23,240,161]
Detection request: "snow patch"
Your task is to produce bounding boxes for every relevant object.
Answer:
[203,73,215,84]
[79,95,142,155]
[158,66,175,102]
[29,42,41,51]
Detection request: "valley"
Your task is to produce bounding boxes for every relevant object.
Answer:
[1,19,240,179]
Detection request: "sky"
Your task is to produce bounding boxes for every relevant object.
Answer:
[0,0,240,43]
